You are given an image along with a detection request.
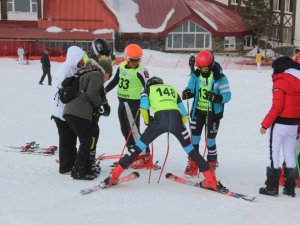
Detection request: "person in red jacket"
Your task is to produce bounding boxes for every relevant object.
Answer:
[259,56,300,197]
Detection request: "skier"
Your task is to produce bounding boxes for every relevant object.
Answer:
[87,38,112,176]
[63,58,112,180]
[259,56,300,197]
[255,50,263,73]
[51,46,86,175]
[17,46,24,64]
[39,50,52,85]
[181,50,231,177]
[102,77,218,190]
[104,43,152,169]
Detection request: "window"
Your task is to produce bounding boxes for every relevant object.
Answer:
[7,0,37,12]
[230,0,238,5]
[7,0,14,11]
[224,36,236,49]
[166,21,211,50]
[273,0,281,11]
[283,27,292,43]
[244,35,252,48]
[31,0,37,12]
[285,0,293,13]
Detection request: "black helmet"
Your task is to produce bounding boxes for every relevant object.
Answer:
[91,38,111,59]
[146,76,163,88]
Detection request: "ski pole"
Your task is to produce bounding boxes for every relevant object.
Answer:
[295,147,300,176]
[148,142,154,183]
[119,110,140,159]
[157,133,170,183]
[202,103,209,158]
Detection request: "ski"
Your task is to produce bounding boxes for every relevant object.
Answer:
[165,173,256,202]
[3,143,57,155]
[96,154,123,161]
[80,172,140,195]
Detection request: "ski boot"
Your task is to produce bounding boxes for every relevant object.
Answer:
[208,160,218,174]
[259,167,280,196]
[184,158,198,178]
[44,146,57,154]
[200,169,218,190]
[20,141,36,152]
[130,152,153,169]
[103,164,125,186]
[91,160,101,177]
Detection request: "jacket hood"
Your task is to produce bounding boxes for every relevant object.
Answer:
[65,46,85,71]
[272,69,300,93]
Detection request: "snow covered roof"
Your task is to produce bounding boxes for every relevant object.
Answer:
[104,0,253,36]
[38,0,118,30]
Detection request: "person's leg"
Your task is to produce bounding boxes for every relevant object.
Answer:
[52,116,77,174]
[206,114,220,173]
[282,125,298,197]
[259,124,282,196]
[65,115,93,179]
[47,68,52,85]
[39,67,47,84]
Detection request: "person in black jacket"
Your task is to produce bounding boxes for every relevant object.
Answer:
[39,50,52,85]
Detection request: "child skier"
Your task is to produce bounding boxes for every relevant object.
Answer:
[102,77,218,190]
[182,50,231,177]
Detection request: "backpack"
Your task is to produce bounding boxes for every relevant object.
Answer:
[58,66,101,104]
[58,75,82,104]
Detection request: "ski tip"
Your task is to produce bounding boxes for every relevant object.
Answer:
[165,173,173,178]
[132,171,140,177]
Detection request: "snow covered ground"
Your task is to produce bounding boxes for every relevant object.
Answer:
[0,52,299,225]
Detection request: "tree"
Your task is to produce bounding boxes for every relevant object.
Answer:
[238,0,273,50]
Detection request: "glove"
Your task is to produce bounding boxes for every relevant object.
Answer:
[182,115,189,124]
[203,91,223,103]
[182,89,194,100]
[100,101,111,117]
[189,54,195,72]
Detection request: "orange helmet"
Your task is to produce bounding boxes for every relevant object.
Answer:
[125,44,143,59]
[293,52,300,64]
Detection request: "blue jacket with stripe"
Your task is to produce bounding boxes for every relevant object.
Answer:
[187,63,231,120]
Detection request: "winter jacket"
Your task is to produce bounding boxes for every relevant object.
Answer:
[51,46,85,121]
[63,59,106,121]
[41,54,51,68]
[261,68,300,129]
[17,48,24,56]
[187,62,231,120]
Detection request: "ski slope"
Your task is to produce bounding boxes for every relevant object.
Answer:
[0,51,299,225]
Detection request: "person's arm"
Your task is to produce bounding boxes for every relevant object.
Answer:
[261,86,285,129]
[137,67,150,88]
[140,88,151,125]
[104,67,120,93]
[177,93,188,124]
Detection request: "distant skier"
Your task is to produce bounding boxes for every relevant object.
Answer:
[17,46,24,64]
[259,56,300,197]
[182,50,231,177]
[39,50,52,85]
[102,77,218,190]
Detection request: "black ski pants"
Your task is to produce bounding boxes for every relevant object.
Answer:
[40,66,52,84]
[64,115,93,178]
[52,116,77,174]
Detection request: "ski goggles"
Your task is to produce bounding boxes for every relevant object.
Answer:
[199,66,209,73]
[128,57,140,63]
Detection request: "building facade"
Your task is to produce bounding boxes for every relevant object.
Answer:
[0,0,254,56]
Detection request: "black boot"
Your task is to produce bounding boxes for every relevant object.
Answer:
[259,167,280,196]
[283,167,297,197]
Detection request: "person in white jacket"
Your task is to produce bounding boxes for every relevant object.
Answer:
[17,47,24,64]
[51,46,86,174]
